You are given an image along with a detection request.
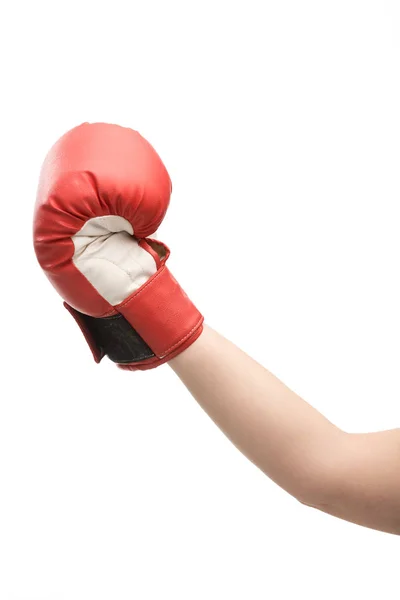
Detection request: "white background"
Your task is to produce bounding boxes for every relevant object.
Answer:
[1,1,399,598]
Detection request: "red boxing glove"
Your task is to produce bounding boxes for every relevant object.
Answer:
[33,122,203,370]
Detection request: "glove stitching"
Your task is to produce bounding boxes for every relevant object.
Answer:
[116,265,165,309]
[160,316,203,357]
[113,265,203,358]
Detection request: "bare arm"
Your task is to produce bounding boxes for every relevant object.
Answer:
[170,325,400,535]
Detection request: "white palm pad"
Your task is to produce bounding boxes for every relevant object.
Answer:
[72,216,157,305]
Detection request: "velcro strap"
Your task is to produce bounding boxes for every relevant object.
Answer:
[64,303,155,364]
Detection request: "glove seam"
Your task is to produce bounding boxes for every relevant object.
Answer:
[116,264,166,309]
[159,315,204,358]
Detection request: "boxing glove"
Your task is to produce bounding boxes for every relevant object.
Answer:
[33,122,203,370]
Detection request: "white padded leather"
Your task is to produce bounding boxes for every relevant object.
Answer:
[72,216,157,305]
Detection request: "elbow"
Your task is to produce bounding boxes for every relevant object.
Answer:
[260,429,349,512]
[294,478,335,510]
[296,496,326,511]
[286,443,346,511]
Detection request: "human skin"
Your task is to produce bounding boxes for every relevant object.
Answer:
[169,325,400,535]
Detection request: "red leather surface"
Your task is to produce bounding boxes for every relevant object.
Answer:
[34,123,202,368]
[33,122,171,315]
[117,265,204,359]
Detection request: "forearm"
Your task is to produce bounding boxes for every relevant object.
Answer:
[170,325,400,535]
[169,325,342,502]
